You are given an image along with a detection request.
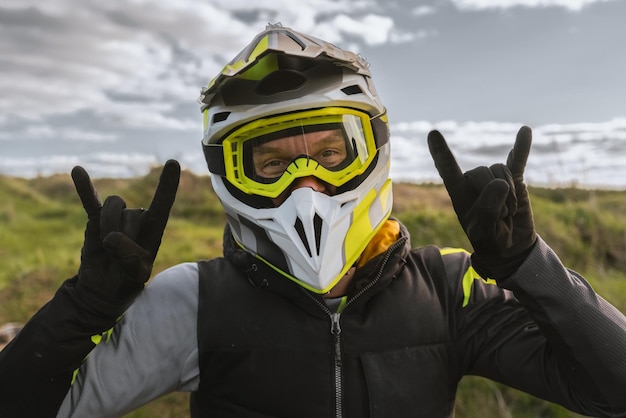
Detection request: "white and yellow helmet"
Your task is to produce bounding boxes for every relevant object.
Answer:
[199,23,392,294]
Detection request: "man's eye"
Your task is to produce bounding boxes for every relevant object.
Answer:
[317,149,346,167]
[259,159,287,176]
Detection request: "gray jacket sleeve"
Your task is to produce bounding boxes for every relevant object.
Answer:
[56,262,200,417]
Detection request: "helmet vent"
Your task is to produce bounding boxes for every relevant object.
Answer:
[293,212,323,258]
[212,112,230,123]
[341,85,363,95]
[294,217,312,257]
[256,70,307,96]
[313,213,322,255]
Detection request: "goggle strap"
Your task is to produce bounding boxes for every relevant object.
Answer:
[204,144,226,175]
[371,115,389,148]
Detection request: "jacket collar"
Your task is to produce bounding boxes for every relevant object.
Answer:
[222,219,411,314]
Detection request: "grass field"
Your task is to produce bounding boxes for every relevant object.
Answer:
[1,168,624,417]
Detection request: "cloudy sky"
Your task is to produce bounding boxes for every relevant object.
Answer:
[1,0,625,186]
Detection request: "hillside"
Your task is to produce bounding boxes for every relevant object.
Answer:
[1,169,625,417]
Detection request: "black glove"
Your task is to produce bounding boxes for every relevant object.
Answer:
[427,126,537,281]
[71,159,180,317]
[0,161,181,418]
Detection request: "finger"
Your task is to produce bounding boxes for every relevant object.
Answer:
[147,160,180,218]
[140,160,181,251]
[465,166,494,192]
[489,163,517,216]
[120,208,145,240]
[101,196,127,239]
[71,166,102,219]
[465,179,511,243]
[427,130,464,188]
[506,126,532,179]
[72,166,104,256]
[103,232,153,285]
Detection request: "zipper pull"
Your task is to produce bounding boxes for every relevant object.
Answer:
[331,312,342,368]
[330,312,342,335]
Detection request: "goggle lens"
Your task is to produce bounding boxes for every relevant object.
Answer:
[221,108,378,198]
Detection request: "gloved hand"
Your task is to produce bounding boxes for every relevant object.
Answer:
[427,126,537,281]
[71,159,180,316]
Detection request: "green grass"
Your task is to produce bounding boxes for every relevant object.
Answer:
[1,170,625,417]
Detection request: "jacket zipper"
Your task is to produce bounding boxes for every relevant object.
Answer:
[305,236,408,418]
[331,312,343,418]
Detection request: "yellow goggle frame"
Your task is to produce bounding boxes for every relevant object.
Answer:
[219,107,379,198]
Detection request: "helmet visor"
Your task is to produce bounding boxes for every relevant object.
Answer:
[220,108,378,198]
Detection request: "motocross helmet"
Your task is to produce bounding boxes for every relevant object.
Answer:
[199,23,392,294]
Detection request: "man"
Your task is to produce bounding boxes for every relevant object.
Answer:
[1,24,625,418]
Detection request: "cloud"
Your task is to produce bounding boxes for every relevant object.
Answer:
[325,14,394,45]
[411,6,436,16]
[0,124,118,143]
[0,0,401,127]
[389,117,626,187]
[0,2,241,125]
[450,0,616,11]
[0,152,161,179]
[391,118,626,145]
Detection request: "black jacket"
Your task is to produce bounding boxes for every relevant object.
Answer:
[190,223,626,417]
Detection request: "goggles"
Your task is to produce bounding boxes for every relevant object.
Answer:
[205,108,387,198]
